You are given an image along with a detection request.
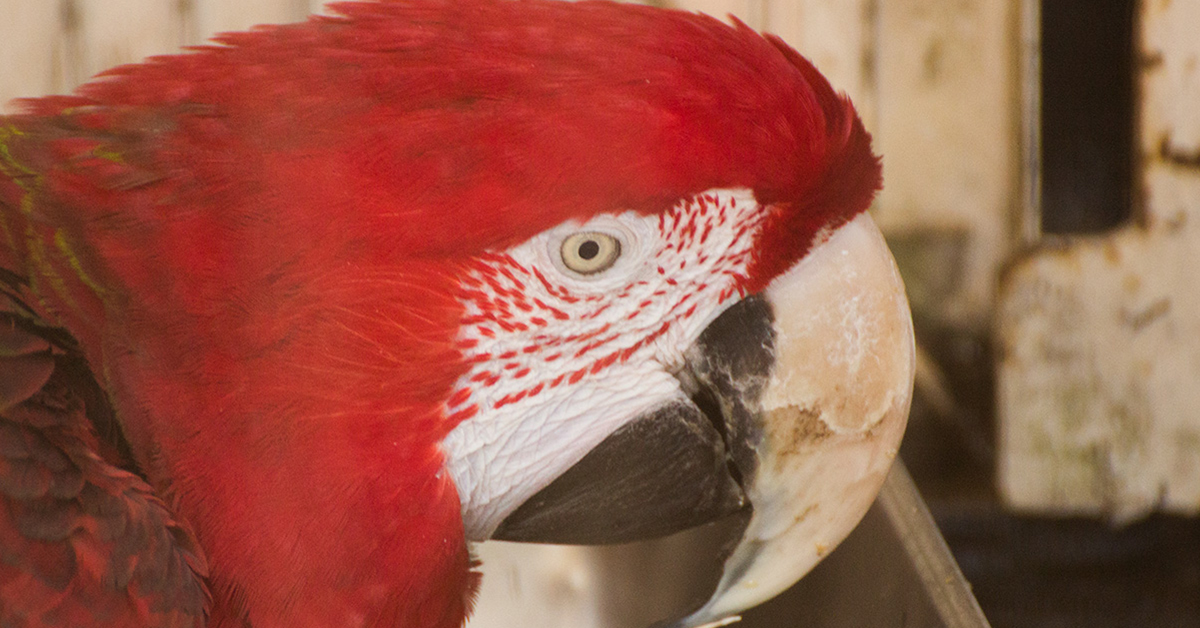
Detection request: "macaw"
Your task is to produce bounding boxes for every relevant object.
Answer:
[0,1,914,627]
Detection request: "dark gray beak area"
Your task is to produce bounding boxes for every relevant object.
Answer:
[491,296,776,545]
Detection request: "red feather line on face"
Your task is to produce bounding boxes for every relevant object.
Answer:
[450,190,762,421]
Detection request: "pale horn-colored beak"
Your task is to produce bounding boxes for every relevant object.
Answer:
[678,210,916,627]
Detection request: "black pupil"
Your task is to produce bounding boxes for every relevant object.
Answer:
[578,240,601,260]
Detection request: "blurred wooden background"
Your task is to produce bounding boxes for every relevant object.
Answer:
[997,0,1200,522]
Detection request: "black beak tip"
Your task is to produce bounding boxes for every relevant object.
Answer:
[493,296,778,546]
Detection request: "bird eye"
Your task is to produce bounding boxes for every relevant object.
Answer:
[560,232,621,275]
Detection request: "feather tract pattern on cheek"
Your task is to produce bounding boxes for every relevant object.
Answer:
[442,188,770,539]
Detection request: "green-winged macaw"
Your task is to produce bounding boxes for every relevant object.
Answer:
[0,1,914,627]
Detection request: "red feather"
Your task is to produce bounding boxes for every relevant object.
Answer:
[0,1,879,626]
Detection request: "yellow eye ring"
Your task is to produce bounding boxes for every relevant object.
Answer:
[560,232,621,275]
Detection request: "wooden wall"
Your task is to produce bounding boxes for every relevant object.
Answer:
[997,0,1200,520]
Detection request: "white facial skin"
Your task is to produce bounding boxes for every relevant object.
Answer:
[442,188,767,540]
[442,193,914,628]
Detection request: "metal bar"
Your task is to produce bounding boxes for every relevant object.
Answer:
[739,462,991,628]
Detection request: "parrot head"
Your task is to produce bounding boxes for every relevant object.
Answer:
[0,1,913,627]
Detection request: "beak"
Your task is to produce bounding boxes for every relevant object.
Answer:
[672,211,915,626]
[490,212,914,625]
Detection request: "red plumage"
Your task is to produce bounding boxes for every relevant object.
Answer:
[0,1,879,626]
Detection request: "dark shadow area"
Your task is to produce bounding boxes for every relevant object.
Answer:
[903,317,1200,628]
[939,510,1200,628]
[1041,0,1135,233]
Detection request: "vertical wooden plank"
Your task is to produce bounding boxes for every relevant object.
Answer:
[1017,0,1041,244]
[67,0,186,90]
[0,1,65,108]
[1141,0,1200,177]
[187,0,312,44]
[664,0,765,29]
[872,0,1020,323]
